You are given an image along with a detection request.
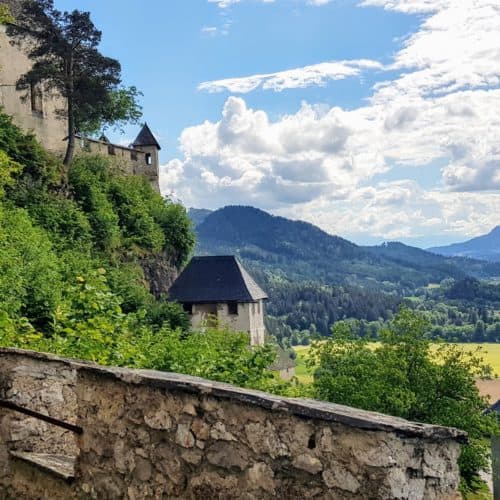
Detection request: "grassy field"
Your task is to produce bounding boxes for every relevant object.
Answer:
[293,342,500,385]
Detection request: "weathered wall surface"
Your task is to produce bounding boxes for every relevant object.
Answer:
[0,26,68,153]
[74,139,160,192]
[191,301,266,346]
[0,348,466,499]
[0,354,78,456]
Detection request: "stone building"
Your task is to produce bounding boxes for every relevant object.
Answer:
[168,256,268,346]
[0,0,160,191]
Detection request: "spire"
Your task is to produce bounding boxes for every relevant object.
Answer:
[132,123,161,150]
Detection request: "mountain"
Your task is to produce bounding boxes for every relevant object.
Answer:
[188,208,212,227]
[428,226,500,262]
[194,206,500,291]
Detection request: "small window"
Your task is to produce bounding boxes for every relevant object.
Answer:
[183,303,193,315]
[30,83,43,116]
[228,301,238,315]
[107,144,116,156]
[130,151,138,161]
[145,153,152,165]
[80,139,91,152]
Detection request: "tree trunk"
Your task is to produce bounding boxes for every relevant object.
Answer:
[63,55,74,166]
[63,99,75,166]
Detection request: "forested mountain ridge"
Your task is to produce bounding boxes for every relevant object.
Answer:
[192,206,500,290]
[428,226,500,262]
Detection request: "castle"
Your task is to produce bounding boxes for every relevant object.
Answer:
[0,0,160,191]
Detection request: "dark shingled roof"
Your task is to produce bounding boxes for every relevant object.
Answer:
[132,123,161,150]
[169,256,268,303]
[485,399,500,416]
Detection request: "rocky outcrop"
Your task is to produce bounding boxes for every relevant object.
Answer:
[0,348,466,499]
[140,252,178,298]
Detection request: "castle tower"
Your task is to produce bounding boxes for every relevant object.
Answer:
[132,123,161,192]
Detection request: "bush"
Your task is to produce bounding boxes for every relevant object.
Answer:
[0,206,62,327]
[308,308,499,491]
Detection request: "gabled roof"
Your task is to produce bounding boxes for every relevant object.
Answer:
[168,256,268,303]
[132,123,161,150]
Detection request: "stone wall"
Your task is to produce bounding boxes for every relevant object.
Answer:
[0,348,466,499]
[74,138,160,192]
[0,25,68,154]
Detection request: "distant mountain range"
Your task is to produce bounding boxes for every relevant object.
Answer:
[428,226,500,262]
[189,206,500,291]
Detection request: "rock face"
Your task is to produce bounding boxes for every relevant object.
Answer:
[0,348,466,499]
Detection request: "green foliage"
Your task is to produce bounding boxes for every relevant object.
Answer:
[0,110,238,395]
[0,111,60,192]
[0,206,62,326]
[27,193,93,250]
[140,324,277,389]
[308,308,499,491]
[0,4,13,24]
[69,155,121,251]
[0,151,21,198]
[0,269,275,390]
[79,86,143,136]
[68,154,194,262]
[0,108,195,336]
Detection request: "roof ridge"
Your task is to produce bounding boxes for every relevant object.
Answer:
[234,257,265,302]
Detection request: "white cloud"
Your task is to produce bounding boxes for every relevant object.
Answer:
[166,0,500,243]
[201,26,218,35]
[208,0,240,8]
[199,60,382,93]
[208,0,330,8]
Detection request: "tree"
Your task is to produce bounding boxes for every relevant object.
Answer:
[7,0,142,165]
[308,308,499,492]
[0,4,13,24]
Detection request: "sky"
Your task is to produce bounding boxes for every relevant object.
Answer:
[54,0,500,247]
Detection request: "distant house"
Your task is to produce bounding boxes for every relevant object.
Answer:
[168,256,268,346]
[269,348,296,380]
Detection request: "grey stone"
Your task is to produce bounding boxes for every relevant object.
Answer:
[133,457,152,481]
[144,409,172,430]
[246,462,275,493]
[292,454,323,474]
[176,423,195,448]
[322,467,360,492]
[207,442,249,471]
[210,422,236,441]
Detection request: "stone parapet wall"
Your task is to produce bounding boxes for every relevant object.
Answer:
[0,353,78,457]
[0,348,466,499]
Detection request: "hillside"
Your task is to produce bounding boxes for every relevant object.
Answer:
[428,226,500,262]
[0,109,194,337]
[193,206,500,291]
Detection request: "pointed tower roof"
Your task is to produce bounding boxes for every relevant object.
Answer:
[132,123,161,150]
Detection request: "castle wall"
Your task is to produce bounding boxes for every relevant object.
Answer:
[0,348,465,499]
[0,22,160,192]
[0,25,67,153]
[74,137,160,191]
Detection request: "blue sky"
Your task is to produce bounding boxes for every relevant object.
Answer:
[54,0,500,247]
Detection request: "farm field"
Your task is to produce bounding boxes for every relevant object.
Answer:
[293,343,500,392]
